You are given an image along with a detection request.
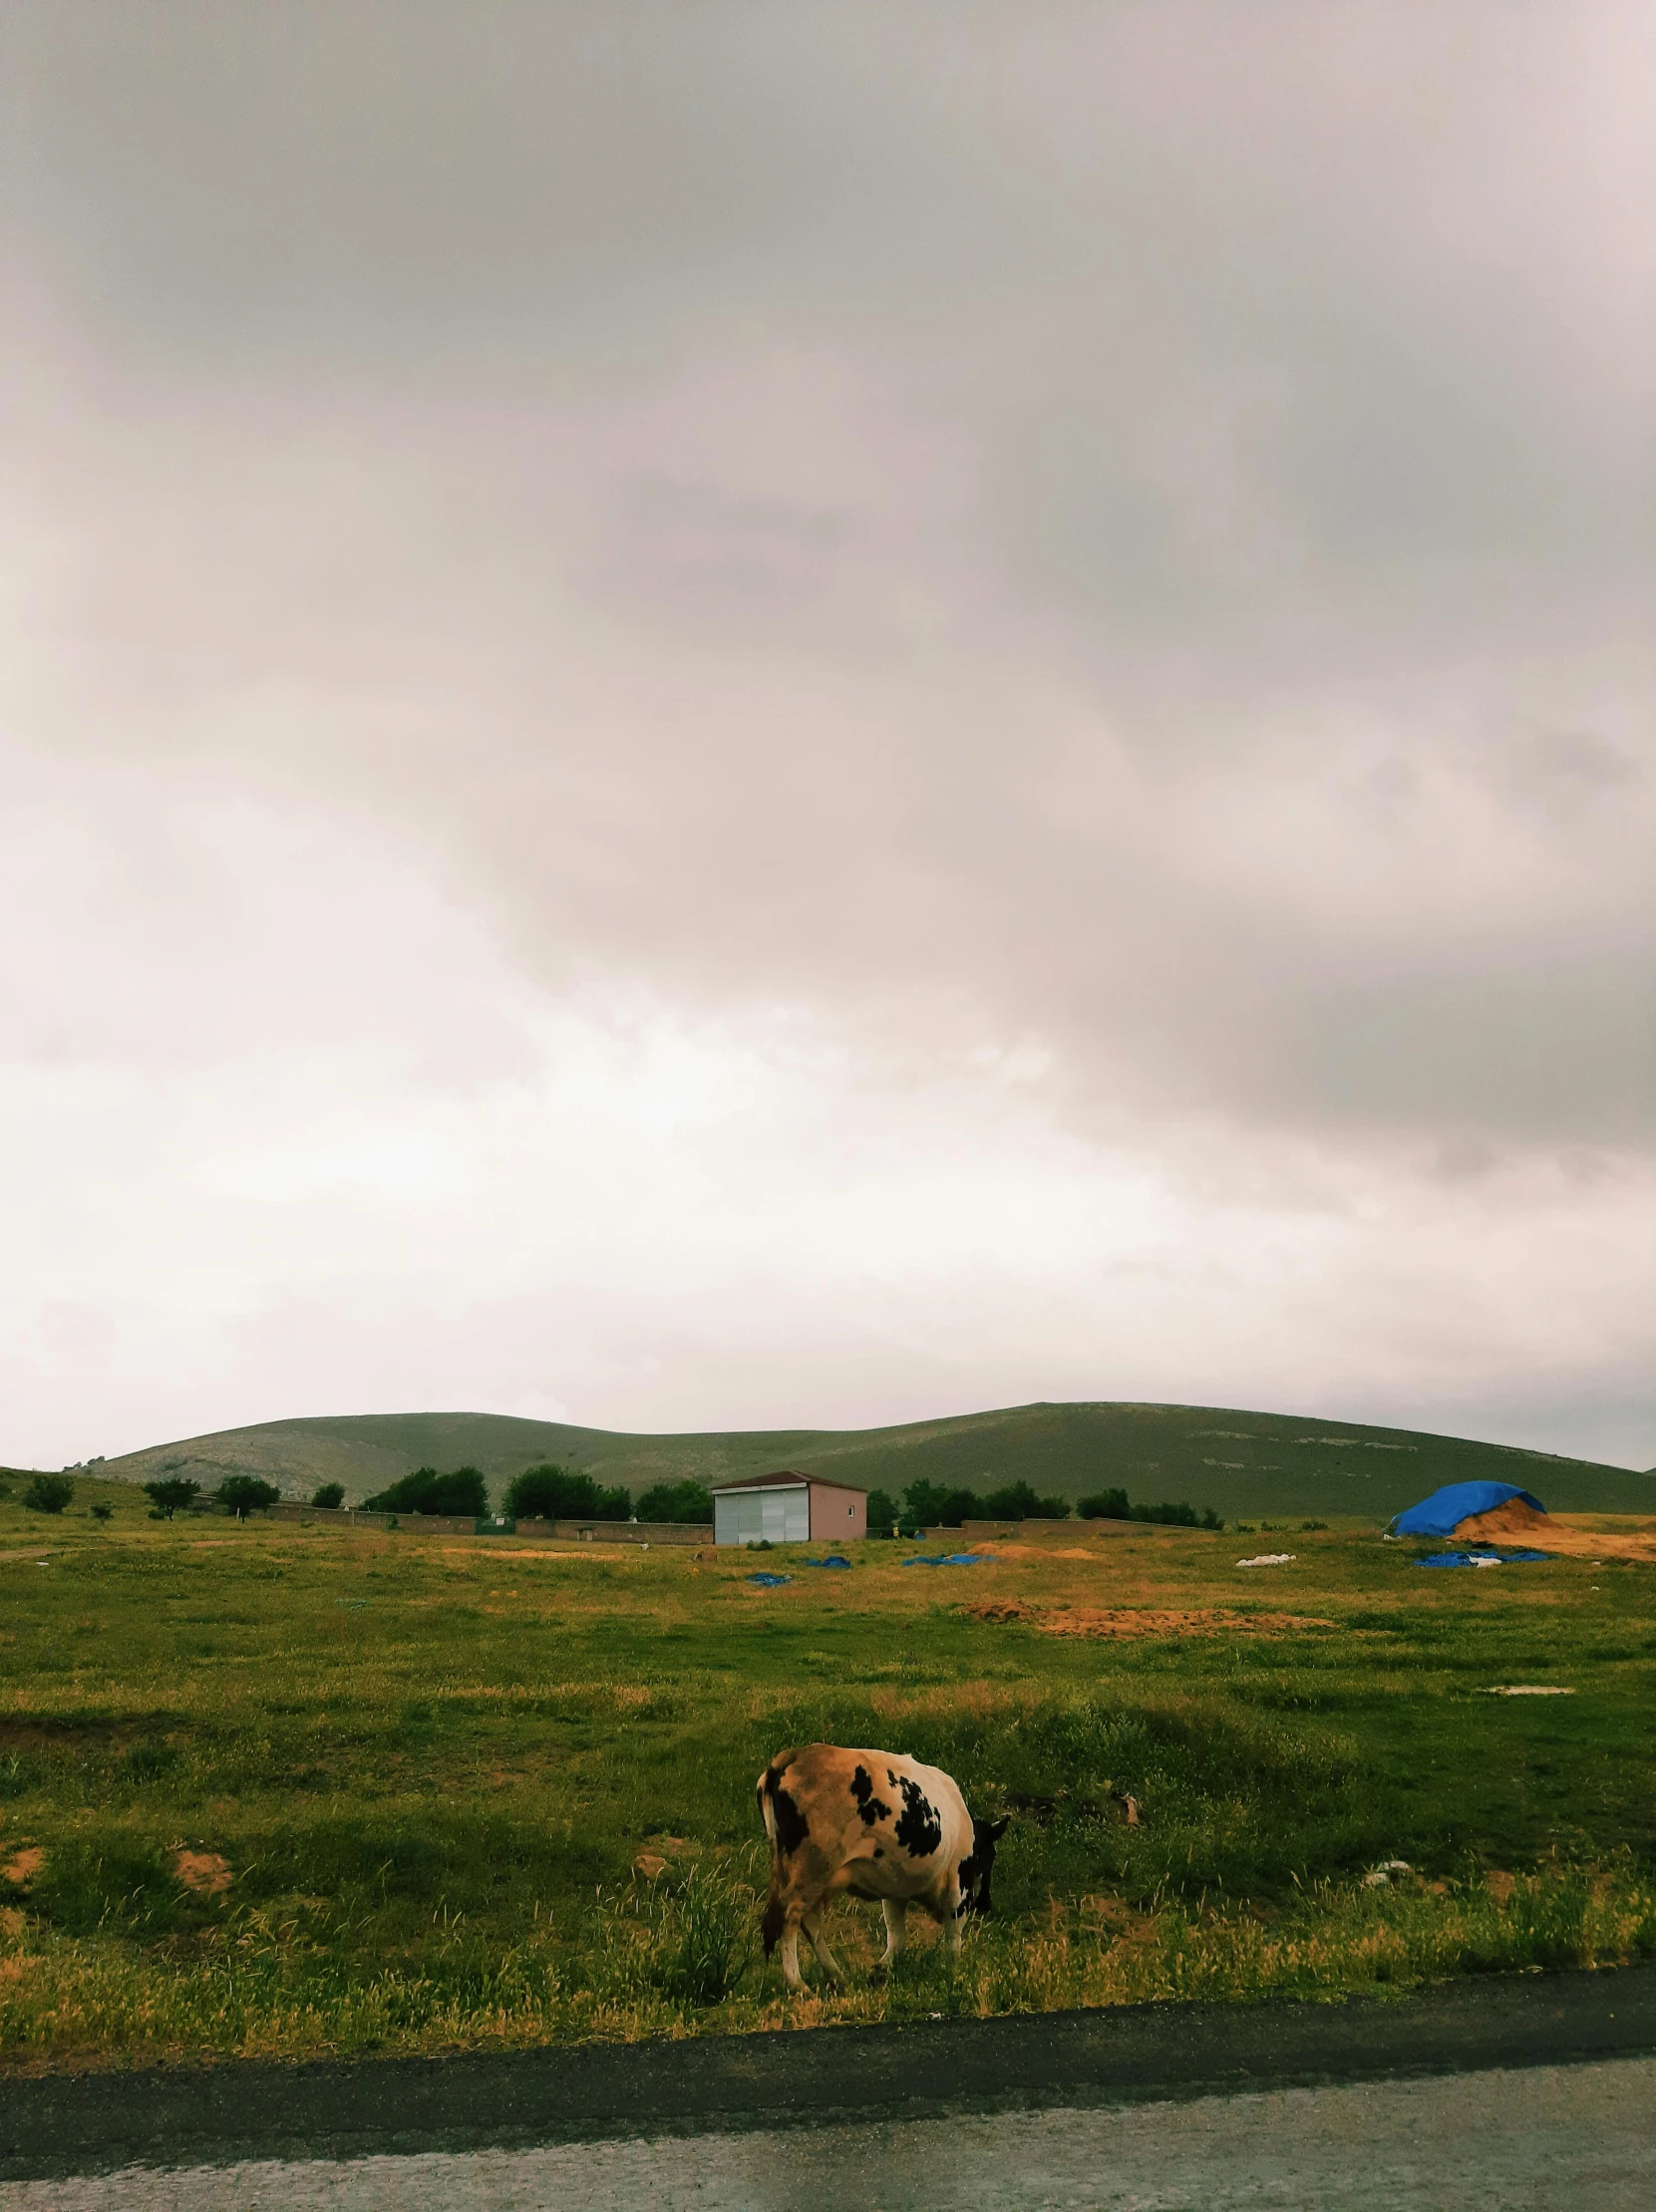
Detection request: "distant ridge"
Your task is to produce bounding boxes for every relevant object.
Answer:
[79,1403,1656,1521]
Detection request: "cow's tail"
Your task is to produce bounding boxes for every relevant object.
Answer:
[757,1750,796,1957]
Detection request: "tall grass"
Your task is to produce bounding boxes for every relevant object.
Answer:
[2,1503,1652,2066]
[4,1863,1652,2065]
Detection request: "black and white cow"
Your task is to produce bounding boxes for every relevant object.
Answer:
[757,1742,1008,1990]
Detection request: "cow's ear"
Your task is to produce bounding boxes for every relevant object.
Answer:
[986,1815,1010,1842]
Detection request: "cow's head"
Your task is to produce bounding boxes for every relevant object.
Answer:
[958,1813,1010,1916]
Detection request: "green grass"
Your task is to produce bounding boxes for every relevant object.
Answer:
[63,1399,1656,1517]
[2,1481,1654,2070]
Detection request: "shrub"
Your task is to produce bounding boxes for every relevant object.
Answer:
[615,1861,753,2006]
[504,1463,631,1521]
[1077,1486,1132,1521]
[363,1465,489,1517]
[1076,1488,1222,1531]
[23,1474,75,1515]
[90,1502,114,1522]
[980,1479,1070,1521]
[634,1479,714,1525]
[31,1835,189,1937]
[312,1482,346,1509]
[143,1476,201,1518]
[214,1475,281,1516]
[866,1488,899,1533]
[900,1479,975,1528]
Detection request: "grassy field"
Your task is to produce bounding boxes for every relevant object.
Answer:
[76,1400,1656,1518]
[2,1476,1654,2072]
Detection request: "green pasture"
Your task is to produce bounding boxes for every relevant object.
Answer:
[1,1478,1653,2070]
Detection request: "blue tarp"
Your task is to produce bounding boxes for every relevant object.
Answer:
[746,1572,793,1587]
[1389,1481,1545,1537]
[803,1555,852,1569]
[901,1552,994,1567]
[1415,1548,1551,1568]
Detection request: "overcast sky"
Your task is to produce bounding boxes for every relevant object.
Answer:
[3,4,1652,1470]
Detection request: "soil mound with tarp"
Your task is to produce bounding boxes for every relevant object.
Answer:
[1389,1480,1546,1539]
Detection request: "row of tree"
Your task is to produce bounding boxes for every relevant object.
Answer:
[864,1477,1221,1533]
[17,1461,1217,1533]
[35,1461,717,1523]
[358,1461,718,1525]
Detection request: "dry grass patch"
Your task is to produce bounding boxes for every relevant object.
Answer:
[965,1601,1333,1639]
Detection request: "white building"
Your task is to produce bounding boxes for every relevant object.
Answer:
[710,1471,868,1547]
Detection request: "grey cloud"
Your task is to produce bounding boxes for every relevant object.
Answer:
[5,2,1653,1162]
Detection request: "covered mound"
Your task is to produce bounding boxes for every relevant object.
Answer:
[1390,1480,1545,1538]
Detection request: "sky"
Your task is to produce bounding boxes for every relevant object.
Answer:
[2,4,1652,1471]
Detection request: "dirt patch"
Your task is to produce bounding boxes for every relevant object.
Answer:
[965,1601,1333,1639]
[965,1542,1113,1561]
[0,1715,130,1749]
[436,1547,626,1563]
[2,1846,44,1886]
[173,1850,232,1896]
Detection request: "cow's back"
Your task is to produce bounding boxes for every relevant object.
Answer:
[759,1742,973,1900]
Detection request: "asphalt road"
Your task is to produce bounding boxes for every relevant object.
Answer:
[6,2056,1654,2210]
[5,1968,1655,2206]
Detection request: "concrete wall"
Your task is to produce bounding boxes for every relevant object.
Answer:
[262,1501,712,1545]
[528,1519,711,1547]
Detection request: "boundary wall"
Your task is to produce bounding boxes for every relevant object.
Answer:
[261,1502,712,1544]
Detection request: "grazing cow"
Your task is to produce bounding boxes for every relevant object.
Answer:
[757,1742,1009,1991]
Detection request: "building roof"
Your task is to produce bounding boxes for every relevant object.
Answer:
[709,1469,867,1495]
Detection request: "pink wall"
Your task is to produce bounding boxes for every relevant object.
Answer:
[808,1481,866,1542]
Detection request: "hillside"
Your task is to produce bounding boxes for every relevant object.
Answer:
[76,1403,1656,1522]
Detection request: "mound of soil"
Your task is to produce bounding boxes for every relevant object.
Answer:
[1466,1514,1656,1561]
[1455,1498,1552,1540]
[965,1602,1332,1639]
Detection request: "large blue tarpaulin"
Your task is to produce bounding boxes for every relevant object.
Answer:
[1389,1481,1545,1537]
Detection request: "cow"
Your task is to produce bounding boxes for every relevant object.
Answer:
[757,1742,1009,1991]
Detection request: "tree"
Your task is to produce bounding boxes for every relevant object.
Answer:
[312,1482,346,1510]
[865,1488,899,1534]
[362,1465,489,1516]
[1077,1487,1133,1521]
[23,1474,74,1515]
[504,1463,631,1521]
[143,1476,200,1519]
[214,1475,281,1517]
[634,1479,714,1524]
[980,1480,1070,1521]
[901,1479,984,1529]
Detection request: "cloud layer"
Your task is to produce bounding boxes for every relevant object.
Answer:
[3,5,1652,1466]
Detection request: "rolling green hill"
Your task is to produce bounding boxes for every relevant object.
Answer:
[77,1402,1656,1522]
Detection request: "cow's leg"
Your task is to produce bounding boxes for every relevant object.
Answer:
[878,1896,907,1970]
[941,1895,964,1956]
[778,1919,806,1993]
[800,1906,844,1988]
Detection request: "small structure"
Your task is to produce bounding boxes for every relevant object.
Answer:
[711,1471,866,1547]
[1389,1481,1548,1540]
